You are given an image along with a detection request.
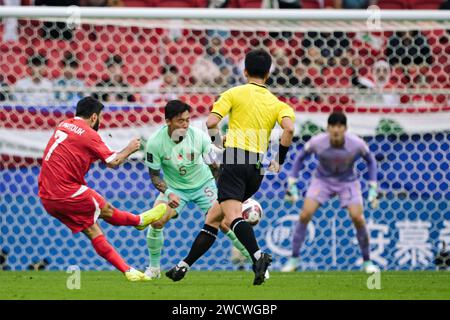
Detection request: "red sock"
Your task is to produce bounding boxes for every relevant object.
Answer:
[105,208,140,226]
[91,234,130,273]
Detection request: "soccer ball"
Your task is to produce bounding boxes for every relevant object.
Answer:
[241,198,263,226]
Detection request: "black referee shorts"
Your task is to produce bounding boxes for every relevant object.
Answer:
[217,148,265,203]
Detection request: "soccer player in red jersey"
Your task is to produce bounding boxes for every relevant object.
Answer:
[38,97,167,281]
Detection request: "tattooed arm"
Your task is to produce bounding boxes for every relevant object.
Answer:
[149,168,168,194]
[208,163,221,181]
[149,168,180,209]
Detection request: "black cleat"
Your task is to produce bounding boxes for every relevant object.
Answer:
[252,253,272,286]
[165,265,188,282]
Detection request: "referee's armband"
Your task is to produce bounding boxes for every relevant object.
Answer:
[277,144,290,165]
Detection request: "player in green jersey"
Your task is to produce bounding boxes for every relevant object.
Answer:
[143,100,251,279]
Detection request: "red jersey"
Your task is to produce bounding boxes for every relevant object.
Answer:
[38,117,116,200]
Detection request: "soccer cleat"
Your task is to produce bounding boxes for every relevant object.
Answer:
[125,268,152,282]
[252,253,272,286]
[252,265,270,279]
[281,257,300,272]
[362,260,380,273]
[165,265,188,282]
[135,203,167,231]
[144,266,161,279]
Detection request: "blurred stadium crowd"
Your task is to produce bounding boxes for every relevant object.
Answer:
[4,0,450,9]
[0,1,449,109]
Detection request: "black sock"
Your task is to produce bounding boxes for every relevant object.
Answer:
[230,218,260,263]
[184,224,218,267]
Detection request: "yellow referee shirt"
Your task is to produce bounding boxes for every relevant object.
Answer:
[211,82,296,154]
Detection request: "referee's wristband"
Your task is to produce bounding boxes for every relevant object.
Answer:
[164,188,174,197]
[277,144,290,165]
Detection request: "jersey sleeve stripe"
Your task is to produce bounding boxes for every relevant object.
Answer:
[105,153,117,163]
[211,111,223,119]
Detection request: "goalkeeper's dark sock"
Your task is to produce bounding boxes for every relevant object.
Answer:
[105,208,140,226]
[183,224,218,267]
[231,218,260,263]
[356,225,370,261]
[292,221,307,258]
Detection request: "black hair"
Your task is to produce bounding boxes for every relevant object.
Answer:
[61,51,79,69]
[161,65,178,75]
[328,111,347,126]
[165,100,191,120]
[29,54,47,67]
[105,54,123,68]
[245,49,272,79]
[76,97,104,118]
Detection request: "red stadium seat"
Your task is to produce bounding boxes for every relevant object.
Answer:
[301,0,333,8]
[410,0,444,9]
[122,0,153,7]
[377,0,409,9]
[227,0,263,8]
[150,0,207,7]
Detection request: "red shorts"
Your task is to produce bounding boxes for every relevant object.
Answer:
[40,187,107,234]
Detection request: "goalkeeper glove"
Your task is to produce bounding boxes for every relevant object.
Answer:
[285,177,299,204]
[368,181,378,209]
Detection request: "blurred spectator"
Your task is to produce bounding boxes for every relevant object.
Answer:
[142,65,179,106]
[289,64,321,103]
[192,37,241,86]
[441,0,450,9]
[207,37,242,85]
[302,31,350,68]
[192,56,221,86]
[354,60,400,106]
[2,0,20,42]
[0,75,10,102]
[277,0,302,8]
[14,55,53,106]
[385,31,432,67]
[0,248,9,271]
[54,52,85,106]
[81,0,123,5]
[333,0,377,9]
[35,0,80,41]
[262,0,302,8]
[208,0,228,7]
[92,54,135,104]
[267,47,294,87]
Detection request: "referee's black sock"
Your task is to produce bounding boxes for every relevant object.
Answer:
[183,224,218,267]
[230,218,260,264]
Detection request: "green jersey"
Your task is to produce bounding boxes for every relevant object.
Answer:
[144,125,214,190]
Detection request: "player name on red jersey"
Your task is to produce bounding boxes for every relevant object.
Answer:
[59,122,86,136]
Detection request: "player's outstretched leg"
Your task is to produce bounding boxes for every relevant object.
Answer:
[83,223,151,282]
[282,198,320,272]
[100,202,167,231]
[348,204,379,273]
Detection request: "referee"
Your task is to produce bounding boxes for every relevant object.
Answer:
[166,49,295,285]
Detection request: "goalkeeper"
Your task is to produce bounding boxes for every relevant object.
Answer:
[282,112,379,273]
[143,100,251,279]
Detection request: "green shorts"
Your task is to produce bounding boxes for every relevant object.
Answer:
[155,179,217,217]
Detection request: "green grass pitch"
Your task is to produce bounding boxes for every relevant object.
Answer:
[1,271,449,300]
